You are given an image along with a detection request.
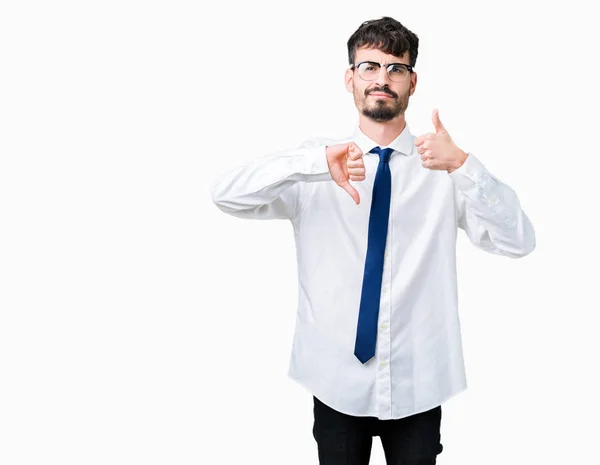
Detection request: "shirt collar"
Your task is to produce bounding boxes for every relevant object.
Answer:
[351,122,415,158]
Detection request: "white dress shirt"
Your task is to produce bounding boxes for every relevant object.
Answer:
[211,123,535,420]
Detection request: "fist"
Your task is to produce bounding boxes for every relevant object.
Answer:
[325,142,365,204]
[414,108,468,172]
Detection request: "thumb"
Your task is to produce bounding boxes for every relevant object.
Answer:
[432,108,447,134]
[339,180,360,205]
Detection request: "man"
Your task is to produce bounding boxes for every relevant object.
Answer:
[211,16,535,465]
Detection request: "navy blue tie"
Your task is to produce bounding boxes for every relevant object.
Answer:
[354,146,394,364]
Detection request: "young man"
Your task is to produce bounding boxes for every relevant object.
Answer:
[211,16,535,465]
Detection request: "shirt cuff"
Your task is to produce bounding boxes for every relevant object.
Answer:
[295,145,332,181]
[448,152,486,190]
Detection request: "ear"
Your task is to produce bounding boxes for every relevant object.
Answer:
[409,71,417,96]
[344,68,354,93]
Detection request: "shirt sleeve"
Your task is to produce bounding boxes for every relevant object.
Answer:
[448,152,536,258]
[211,139,333,220]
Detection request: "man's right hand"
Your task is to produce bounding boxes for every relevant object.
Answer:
[325,142,365,205]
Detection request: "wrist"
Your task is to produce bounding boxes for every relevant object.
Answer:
[447,150,468,173]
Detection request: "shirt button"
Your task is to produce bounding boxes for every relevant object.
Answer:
[384,250,390,258]
[382,287,388,294]
[379,361,388,368]
[380,323,388,331]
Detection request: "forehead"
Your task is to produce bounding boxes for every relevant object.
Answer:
[355,45,408,64]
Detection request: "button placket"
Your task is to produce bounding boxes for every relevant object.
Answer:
[375,235,393,419]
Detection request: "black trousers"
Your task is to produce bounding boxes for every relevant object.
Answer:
[312,396,444,465]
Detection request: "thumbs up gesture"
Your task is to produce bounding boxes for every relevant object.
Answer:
[414,108,468,173]
[325,142,365,205]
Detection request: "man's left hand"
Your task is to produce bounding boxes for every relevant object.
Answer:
[414,109,468,173]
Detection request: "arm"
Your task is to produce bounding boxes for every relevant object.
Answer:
[449,153,536,258]
[211,139,333,220]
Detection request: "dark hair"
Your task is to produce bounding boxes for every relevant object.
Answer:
[347,16,419,69]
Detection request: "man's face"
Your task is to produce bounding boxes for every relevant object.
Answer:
[345,46,417,122]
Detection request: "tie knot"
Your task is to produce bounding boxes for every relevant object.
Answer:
[370,146,394,163]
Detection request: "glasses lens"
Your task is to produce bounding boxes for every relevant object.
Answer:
[387,64,409,82]
[357,62,380,81]
[356,62,410,82]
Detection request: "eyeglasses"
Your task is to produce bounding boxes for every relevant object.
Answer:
[350,61,413,83]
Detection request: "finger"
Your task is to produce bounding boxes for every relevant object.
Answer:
[347,158,364,168]
[348,167,366,176]
[432,108,447,134]
[420,150,433,161]
[348,144,363,161]
[414,133,434,146]
[349,174,366,182]
[340,180,360,205]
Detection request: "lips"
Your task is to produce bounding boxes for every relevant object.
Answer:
[369,92,394,98]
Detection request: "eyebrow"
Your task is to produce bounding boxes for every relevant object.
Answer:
[360,61,407,65]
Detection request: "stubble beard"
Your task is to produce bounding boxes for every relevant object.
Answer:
[359,88,410,123]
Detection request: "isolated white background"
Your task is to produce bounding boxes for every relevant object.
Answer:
[1,1,599,464]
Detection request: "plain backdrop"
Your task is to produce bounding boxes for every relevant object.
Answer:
[1,1,599,464]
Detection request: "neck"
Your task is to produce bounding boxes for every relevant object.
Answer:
[358,114,407,147]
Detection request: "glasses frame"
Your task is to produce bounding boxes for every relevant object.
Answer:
[350,61,414,82]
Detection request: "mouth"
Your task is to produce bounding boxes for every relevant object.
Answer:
[369,92,394,99]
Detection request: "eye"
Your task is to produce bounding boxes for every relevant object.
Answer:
[389,65,407,74]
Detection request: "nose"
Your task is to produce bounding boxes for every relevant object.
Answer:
[374,66,392,87]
